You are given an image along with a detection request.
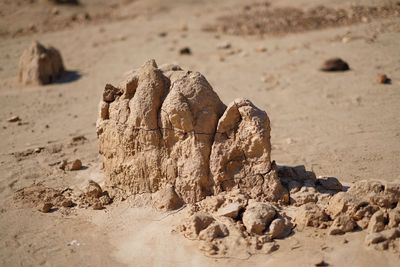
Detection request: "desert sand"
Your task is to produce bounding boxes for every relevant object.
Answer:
[1,0,400,266]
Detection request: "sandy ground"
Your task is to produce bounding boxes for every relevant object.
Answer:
[0,0,399,266]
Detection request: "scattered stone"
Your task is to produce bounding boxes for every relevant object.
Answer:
[216,202,241,219]
[242,202,276,235]
[152,184,184,211]
[315,260,329,267]
[295,203,330,229]
[377,74,391,84]
[7,116,20,122]
[317,176,343,191]
[40,202,53,213]
[198,222,229,241]
[320,58,349,72]
[329,215,356,235]
[179,47,192,55]
[18,41,65,85]
[368,210,387,233]
[86,180,103,198]
[58,160,68,170]
[61,199,74,208]
[269,217,293,239]
[68,159,82,171]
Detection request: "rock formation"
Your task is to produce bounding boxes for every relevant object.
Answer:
[95,60,400,256]
[97,60,284,204]
[18,41,65,85]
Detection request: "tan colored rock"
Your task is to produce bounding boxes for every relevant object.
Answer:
[39,202,53,213]
[210,99,287,203]
[295,203,330,230]
[68,159,82,171]
[268,217,293,239]
[86,180,103,198]
[97,60,226,204]
[368,210,387,233]
[317,176,343,191]
[18,41,64,85]
[242,202,276,235]
[329,214,356,235]
[216,202,242,219]
[181,212,215,238]
[152,184,184,211]
[198,222,229,241]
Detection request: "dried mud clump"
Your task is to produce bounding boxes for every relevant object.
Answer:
[14,181,112,212]
[18,41,65,85]
[97,60,400,256]
[97,60,285,205]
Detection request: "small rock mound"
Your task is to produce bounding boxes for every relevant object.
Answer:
[18,41,65,85]
[97,60,284,206]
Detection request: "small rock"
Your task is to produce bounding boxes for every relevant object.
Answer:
[40,202,53,213]
[255,46,267,52]
[377,74,391,84]
[99,194,111,206]
[7,116,20,122]
[58,159,68,170]
[315,260,329,267]
[269,217,293,239]
[19,41,65,85]
[179,47,192,55]
[317,177,343,191]
[329,214,356,235]
[242,202,276,235]
[86,180,103,198]
[368,210,387,233]
[320,58,349,72]
[68,159,82,171]
[198,222,229,241]
[216,202,241,219]
[187,213,215,236]
[152,184,183,211]
[61,199,74,208]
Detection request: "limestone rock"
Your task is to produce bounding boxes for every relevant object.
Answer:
[329,214,356,235]
[19,41,65,85]
[268,217,293,239]
[198,222,229,241]
[368,210,387,233]
[216,202,242,219]
[210,100,287,202]
[97,60,284,205]
[295,203,330,230]
[152,184,184,211]
[242,202,276,235]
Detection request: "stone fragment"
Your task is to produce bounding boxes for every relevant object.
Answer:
[152,184,184,211]
[329,214,356,235]
[295,203,331,229]
[216,202,242,219]
[7,116,21,122]
[317,177,343,191]
[242,202,276,235]
[18,41,64,85]
[377,74,391,84]
[86,180,103,198]
[68,159,82,171]
[269,217,293,239]
[179,47,192,55]
[198,222,229,241]
[368,210,387,233]
[320,58,349,72]
[40,202,53,213]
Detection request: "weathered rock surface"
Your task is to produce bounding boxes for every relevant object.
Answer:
[97,60,284,206]
[19,41,65,85]
[242,202,276,235]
